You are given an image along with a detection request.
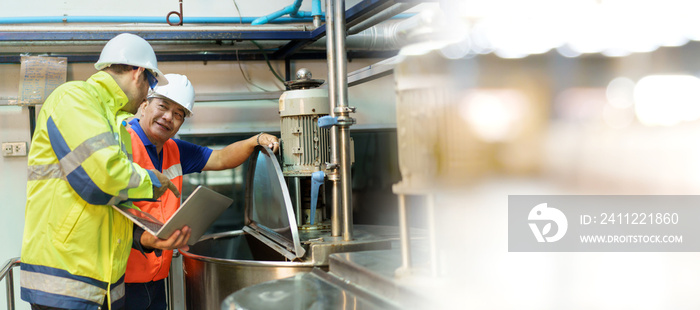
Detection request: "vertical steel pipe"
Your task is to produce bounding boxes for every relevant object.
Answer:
[6,268,14,310]
[325,0,342,237]
[330,0,354,241]
[294,177,302,225]
[340,130,353,241]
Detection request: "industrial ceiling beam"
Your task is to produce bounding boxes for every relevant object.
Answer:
[0,28,313,41]
[0,50,396,64]
[0,0,423,62]
[265,0,428,60]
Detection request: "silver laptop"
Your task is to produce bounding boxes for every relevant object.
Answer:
[113,185,233,246]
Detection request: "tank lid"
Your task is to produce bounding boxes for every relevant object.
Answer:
[244,146,306,260]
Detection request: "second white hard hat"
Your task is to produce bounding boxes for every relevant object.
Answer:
[94,33,169,86]
[148,74,195,117]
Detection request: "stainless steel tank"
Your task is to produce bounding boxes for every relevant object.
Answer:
[181,142,394,310]
[180,226,393,309]
[181,231,314,309]
[181,146,312,310]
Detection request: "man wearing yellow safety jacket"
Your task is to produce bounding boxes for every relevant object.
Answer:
[20,33,189,310]
[123,73,279,310]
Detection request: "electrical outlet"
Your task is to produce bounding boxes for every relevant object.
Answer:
[2,142,28,157]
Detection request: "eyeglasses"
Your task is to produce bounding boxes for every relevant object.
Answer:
[143,69,159,90]
[133,67,158,90]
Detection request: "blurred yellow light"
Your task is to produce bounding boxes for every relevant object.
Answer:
[459,90,526,142]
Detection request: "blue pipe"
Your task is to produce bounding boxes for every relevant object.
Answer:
[0,16,321,25]
[311,0,322,17]
[290,11,313,18]
[252,0,304,25]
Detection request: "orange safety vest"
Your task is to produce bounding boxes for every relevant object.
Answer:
[125,127,183,283]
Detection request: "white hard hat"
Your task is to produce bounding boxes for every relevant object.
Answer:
[94,33,168,86]
[148,74,195,117]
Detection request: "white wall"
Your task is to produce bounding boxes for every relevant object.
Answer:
[0,107,30,309]
[0,60,26,308]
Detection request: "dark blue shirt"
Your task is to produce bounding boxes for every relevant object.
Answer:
[128,118,212,174]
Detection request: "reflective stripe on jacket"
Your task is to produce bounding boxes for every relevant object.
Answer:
[21,71,156,310]
[125,127,183,283]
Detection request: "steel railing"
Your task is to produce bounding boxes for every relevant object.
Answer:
[1,252,181,310]
[0,257,20,310]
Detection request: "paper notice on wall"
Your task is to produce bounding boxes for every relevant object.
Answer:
[18,56,67,105]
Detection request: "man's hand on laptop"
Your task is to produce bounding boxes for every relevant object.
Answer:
[141,226,192,252]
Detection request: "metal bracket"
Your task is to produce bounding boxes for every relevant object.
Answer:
[324,162,340,181]
[336,116,356,127]
[333,106,356,114]
[325,162,339,170]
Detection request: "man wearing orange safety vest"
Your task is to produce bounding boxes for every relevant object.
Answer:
[124,73,279,309]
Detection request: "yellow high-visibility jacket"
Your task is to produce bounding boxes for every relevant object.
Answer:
[20,71,158,310]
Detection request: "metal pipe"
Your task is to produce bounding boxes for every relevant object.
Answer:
[167,261,174,310]
[347,3,414,35]
[0,24,310,33]
[331,0,354,241]
[326,0,342,238]
[340,125,353,241]
[166,251,181,310]
[6,268,14,310]
[331,178,340,236]
[397,195,411,273]
[294,177,302,225]
[0,16,318,24]
[310,12,424,51]
[313,16,322,28]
